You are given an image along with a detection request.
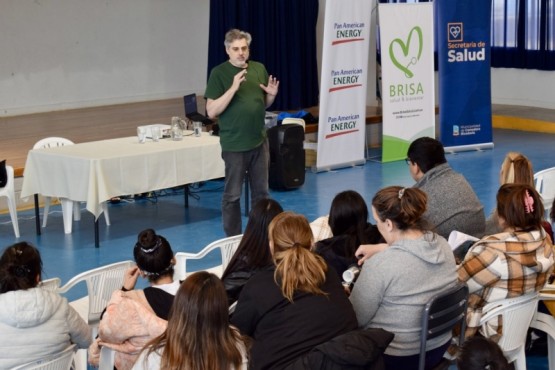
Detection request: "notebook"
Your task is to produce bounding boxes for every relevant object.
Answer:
[183,94,213,125]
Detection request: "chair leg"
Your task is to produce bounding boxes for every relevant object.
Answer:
[7,194,20,238]
[73,201,81,221]
[548,335,555,370]
[512,346,527,370]
[102,202,111,226]
[60,198,74,234]
[42,196,52,228]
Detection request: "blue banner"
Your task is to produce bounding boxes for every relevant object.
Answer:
[436,0,493,150]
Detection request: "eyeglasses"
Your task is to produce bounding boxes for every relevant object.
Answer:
[405,158,411,165]
[230,46,249,53]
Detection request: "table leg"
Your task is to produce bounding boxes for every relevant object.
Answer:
[34,194,41,235]
[184,184,189,208]
[94,218,99,248]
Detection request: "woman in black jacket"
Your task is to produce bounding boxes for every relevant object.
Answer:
[221,198,283,305]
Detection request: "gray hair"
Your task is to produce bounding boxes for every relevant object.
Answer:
[224,29,252,49]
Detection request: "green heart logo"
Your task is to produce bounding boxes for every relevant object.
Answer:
[389,26,423,79]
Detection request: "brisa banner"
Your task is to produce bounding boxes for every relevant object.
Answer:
[379,3,435,163]
[316,0,373,172]
[436,0,494,151]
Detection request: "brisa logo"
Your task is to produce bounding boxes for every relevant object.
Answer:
[389,26,423,78]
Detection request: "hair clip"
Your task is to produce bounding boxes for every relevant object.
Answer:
[140,237,162,254]
[14,265,30,278]
[524,190,534,214]
[15,249,22,255]
[142,263,173,277]
[398,188,405,199]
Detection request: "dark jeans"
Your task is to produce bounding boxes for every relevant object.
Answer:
[221,139,269,236]
[383,340,450,370]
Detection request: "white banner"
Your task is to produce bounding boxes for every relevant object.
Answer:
[316,0,373,172]
[379,3,435,162]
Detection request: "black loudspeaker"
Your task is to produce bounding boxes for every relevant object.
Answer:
[267,124,305,190]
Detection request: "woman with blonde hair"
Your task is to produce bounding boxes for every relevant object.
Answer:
[231,212,358,370]
[485,152,534,234]
[133,271,247,370]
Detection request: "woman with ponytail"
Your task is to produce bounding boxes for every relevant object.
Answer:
[349,186,457,370]
[231,212,358,370]
[458,183,554,339]
[0,242,91,369]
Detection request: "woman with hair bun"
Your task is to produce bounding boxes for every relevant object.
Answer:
[0,242,91,369]
[458,184,554,339]
[350,186,457,370]
[231,212,358,370]
[88,229,180,369]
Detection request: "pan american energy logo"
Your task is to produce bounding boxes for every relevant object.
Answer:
[388,26,424,102]
[447,22,486,62]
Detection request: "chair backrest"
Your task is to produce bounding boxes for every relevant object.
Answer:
[282,117,306,131]
[98,345,116,370]
[419,282,469,370]
[12,344,77,370]
[534,166,555,219]
[39,277,61,291]
[174,234,243,281]
[58,260,134,323]
[33,137,75,149]
[479,292,539,357]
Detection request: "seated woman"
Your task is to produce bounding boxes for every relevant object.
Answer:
[485,152,534,235]
[88,229,180,370]
[458,183,554,339]
[350,186,457,370]
[221,198,283,305]
[0,242,91,369]
[132,271,248,370]
[315,190,383,278]
[231,212,358,370]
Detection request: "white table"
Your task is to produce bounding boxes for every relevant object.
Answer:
[21,132,225,246]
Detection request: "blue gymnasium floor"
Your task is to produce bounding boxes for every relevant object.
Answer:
[0,128,553,369]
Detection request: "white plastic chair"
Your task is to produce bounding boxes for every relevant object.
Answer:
[12,344,77,370]
[534,167,555,222]
[174,234,243,280]
[0,165,20,237]
[38,277,61,291]
[479,293,540,370]
[33,137,110,234]
[58,260,134,325]
[529,284,555,370]
[98,345,115,370]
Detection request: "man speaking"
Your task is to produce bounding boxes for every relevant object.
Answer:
[205,29,279,236]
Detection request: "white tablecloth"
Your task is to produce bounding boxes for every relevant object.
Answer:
[21,133,225,218]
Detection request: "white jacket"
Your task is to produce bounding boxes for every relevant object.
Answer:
[0,287,91,369]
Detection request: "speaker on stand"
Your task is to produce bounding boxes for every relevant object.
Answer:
[267,123,305,190]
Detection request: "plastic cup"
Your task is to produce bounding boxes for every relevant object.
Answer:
[137,127,147,143]
[151,126,161,142]
[193,122,202,137]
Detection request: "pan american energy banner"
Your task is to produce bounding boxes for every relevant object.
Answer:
[436,0,493,151]
[316,0,373,172]
[379,3,435,163]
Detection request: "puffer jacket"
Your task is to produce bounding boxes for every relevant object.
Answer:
[0,287,91,369]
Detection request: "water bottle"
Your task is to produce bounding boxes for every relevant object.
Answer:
[171,117,183,141]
